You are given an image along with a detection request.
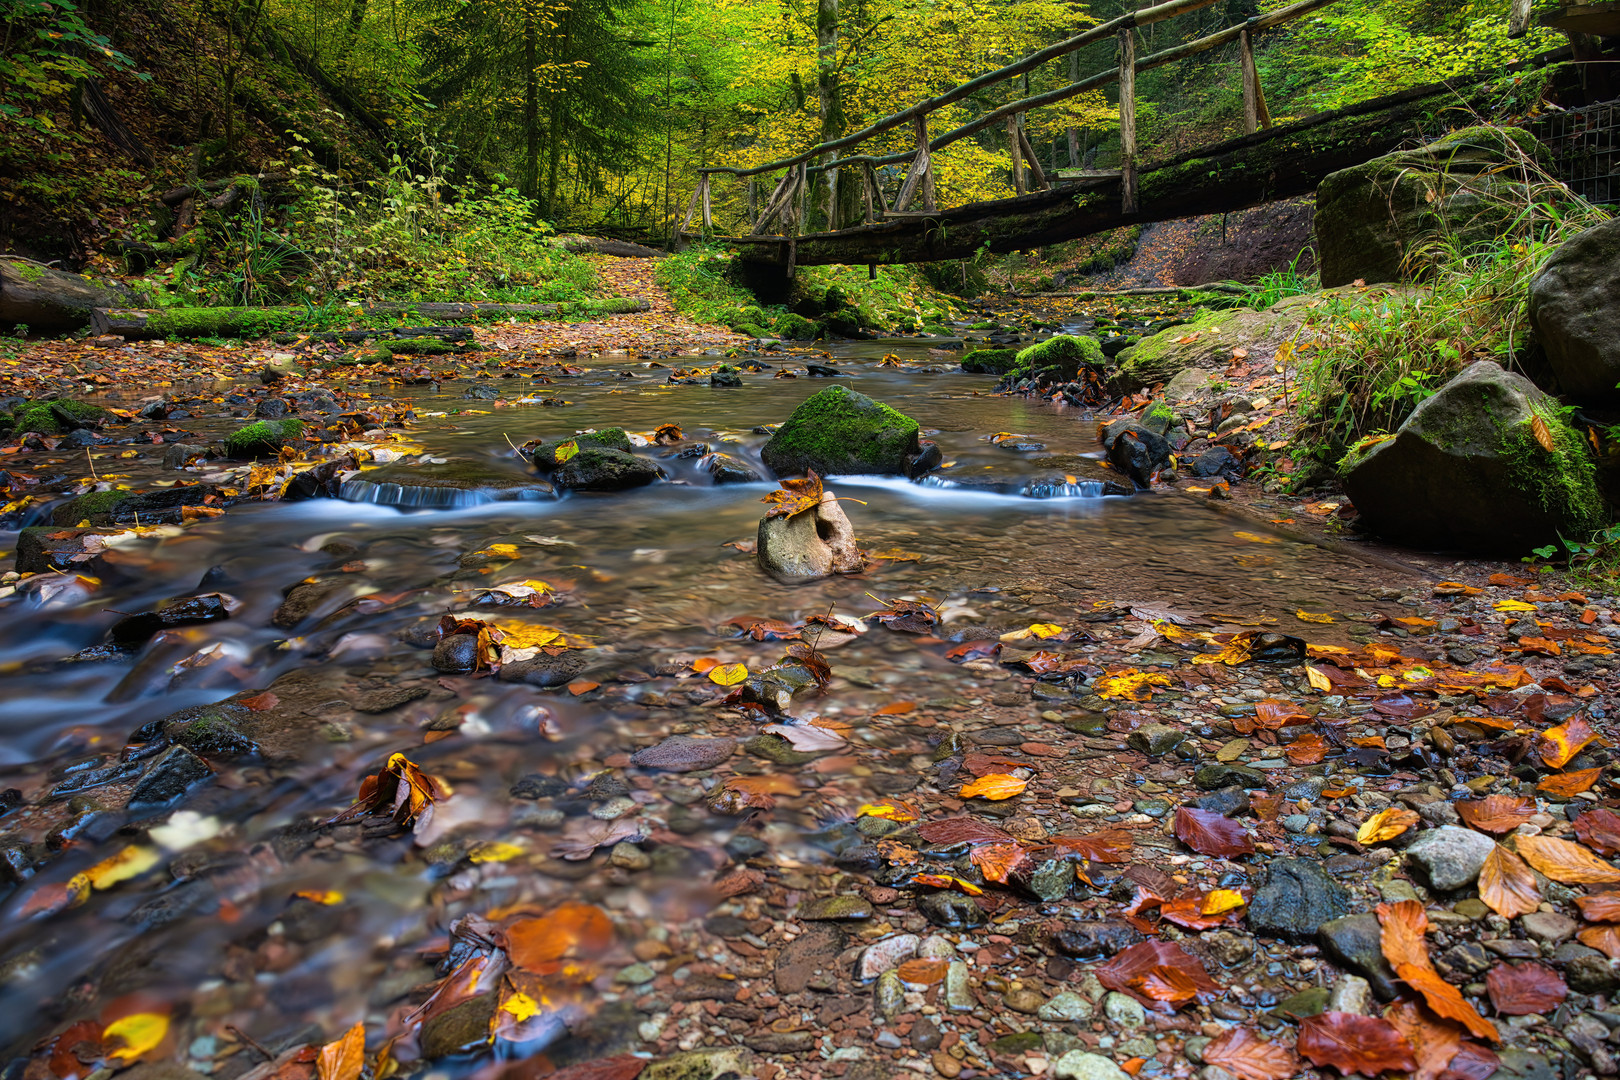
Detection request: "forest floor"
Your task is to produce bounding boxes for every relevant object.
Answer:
[0,270,1613,1080]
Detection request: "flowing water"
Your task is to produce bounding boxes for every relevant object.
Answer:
[0,340,1415,1067]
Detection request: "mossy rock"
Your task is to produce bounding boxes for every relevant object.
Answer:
[760,385,922,477]
[532,428,633,470]
[10,399,109,434]
[773,312,821,340]
[1113,305,1303,393]
[386,336,467,356]
[1010,334,1104,382]
[225,417,304,459]
[961,347,1021,375]
[1341,360,1606,553]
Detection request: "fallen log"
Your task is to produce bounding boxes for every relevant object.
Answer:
[90,298,651,340]
[553,234,666,258]
[1,258,143,332]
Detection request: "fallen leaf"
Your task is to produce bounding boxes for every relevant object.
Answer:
[1047,829,1135,863]
[1514,834,1620,884]
[1456,795,1536,835]
[1576,808,1620,854]
[239,690,279,711]
[1357,806,1420,844]
[1478,845,1542,919]
[1095,668,1172,701]
[1579,924,1620,958]
[895,958,948,986]
[1531,414,1555,453]
[1539,768,1601,797]
[1378,900,1498,1042]
[1485,961,1567,1016]
[1540,716,1598,768]
[331,753,450,828]
[316,1023,365,1080]
[1174,807,1255,857]
[102,1013,169,1063]
[1297,1012,1417,1075]
[1201,1026,1301,1080]
[1284,732,1330,765]
[1095,940,1220,1012]
[84,846,161,890]
[909,872,984,895]
[761,470,824,519]
[970,842,1031,883]
[707,663,748,686]
[1577,893,1620,922]
[761,721,847,752]
[857,800,919,823]
[1383,999,1463,1080]
[1296,609,1334,623]
[502,902,613,976]
[914,818,1016,845]
[959,773,1027,800]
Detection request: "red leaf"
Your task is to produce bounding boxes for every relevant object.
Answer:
[1485,962,1567,1016]
[1201,1027,1301,1080]
[1575,808,1620,855]
[1095,940,1219,1013]
[548,1057,646,1080]
[1046,829,1135,863]
[914,817,1016,846]
[1173,806,1255,857]
[239,690,279,711]
[1456,795,1536,834]
[1297,1012,1417,1075]
[1575,893,1620,923]
[1439,1043,1500,1080]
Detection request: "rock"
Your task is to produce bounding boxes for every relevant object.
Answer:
[1004,988,1045,1014]
[1320,913,1402,1000]
[774,924,844,994]
[1039,991,1094,1022]
[1196,787,1251,817]
[919,892,985,929]
[1521,910,1578,944]
[705,453,762,484]
[1052,1051,1131,1080]
[799,895,873,920]
[709,366,743,387]
[497,651,588,688]
[911,1017,943,1051]
[532,428,633,469]
[555,448,663,492]
[271,579,346,629]
[757,489,865,582]
[1404,825,1494,891]
[1346,359,1604,552]
[859,934,919,980]
[1191,446,1243,481]
[1488,1049,1560,1080]
[1530,216,1620,404]
[875,970,905,1018]
[630,736,736,772]
[284,461,345,501]
[1051,921,1143,960]
[127,745,211,806]
[1194,761,1267,789]
[1248,858,1350,942]
[640,1048,754,1080]
[1016,857,1077,902]
[433,633,480,674]
[1113,302,1306,392]
[961,347,1020,375]
[51,485,219,527]
[1126,724,1184,756]
[944,960,972,1011]
[760,385,930,477]
[163,443,207,469]
[1103,990,1146,1027]
[1011,335,1105,383]
[339,461,552,507]
[1327,974,1373,1016]
[1316,126,1548,287]
[224,417,303,458]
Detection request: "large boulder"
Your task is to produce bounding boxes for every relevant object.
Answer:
[1529,217,1620,405]
[1315,126,1548,288]
[554,448,663,492]
[1341,360,1606,553]
[757,491,865,582]
[1010,335,1104,383]
[760,385,931,477]
[1111,301,1306,393]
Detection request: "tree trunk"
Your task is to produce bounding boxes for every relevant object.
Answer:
[1,259,142,331]
[523,11,540,199]
[809,0,856,230]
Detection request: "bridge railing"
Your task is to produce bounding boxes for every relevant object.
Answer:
[676,0,1343,268]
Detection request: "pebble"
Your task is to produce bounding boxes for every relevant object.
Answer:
[858,933,919,979]
[615,962,655,984]
[1004,987,1046,1014]
[1102,991,1146,1028]
[1405,826,1495,890]
[1052,1051,1132,1080]
[608,841,650,870]
[1327,974,1373,1015]
[945,960,973,1011]
[1038,991,1094,1022]
[1521,911,1578,944]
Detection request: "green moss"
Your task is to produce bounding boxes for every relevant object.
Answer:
[760,384,921,476]
[1147,401,1175,425]
[11,399,109,434]
[773,312,820,340]
[386,336,465,356]
[145,308,306,339]
[1010,334,1105,381]
[225,417,304,458]
[1505,403,1607,535]
[533,427,633,468]
[961,348,1021,375]
[16,262,44,283]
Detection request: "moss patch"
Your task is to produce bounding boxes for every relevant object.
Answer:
[1011,334,1105,382]
[532,427,633,469]
[225,417,304,458]
[961,348,1021,375]
[773,312,821,340]
[10,399,109,434]
[760,384,921,476]
[1506,403,1607,536]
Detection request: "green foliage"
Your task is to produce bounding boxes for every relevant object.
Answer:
[0,0,146,135]
[655,244,782,331]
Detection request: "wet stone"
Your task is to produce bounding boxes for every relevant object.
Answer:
[1320,912,1402,1000]
[351,685,429,713]
[1248,858,1350,942]
[1039,990,1095,1022]
[497,651,588,687]
[1004,988,1045,1014]
[510,774,569,800]
[799,895,873,920]
[944,960,972,1010]
[875,970,904,1018]
[630,735,736,772]
[1052,1052,1131,1080]
[418,992,497,1058]
[641,1048,755,1080]
[1103,991,1146,1028]
[919,892,986,928]
[1436,942,1494,979]
[743,734,818,765]
[1052,920,1143,960]
[991,1032,1043,1056]
[911,1017,943,1051]
[774,924,845,994]
[1127,724,1185,756]
[1194,761,1267,789]
[1019,857,1077,901]
[432,633,479,674]
[1193,786,1251,816]
[1522,911,1578,944]
[1405,825,1494,891]
[127,746,212,807]
[859,934,919,979]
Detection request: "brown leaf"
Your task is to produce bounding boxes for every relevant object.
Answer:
[315,1023,364,1080]
[1532,413,1556,453]
[1252,698,1312,729]
[1514,834,1620,884]
[1477,846,1542,919]
[1173,806,1255,857]
[1575,808,1620,855]
[1377,901,1498,1042]
[1578,924,1620,959]
[1297,1012,1417,1075]
[239,690,280,711]
[547,1056,647,1080]
[958,772,1028,800]
[1485,962,1567,1016]
[1383,1000,1463,1080]
[969,842,1031,884]
[1440,1043,1500,1080]
[1200,1026,1300,1080]
[1283,731,1329,765]
[1576,893,1620,923]
[501,902,613,976]
[1539,716,1597,768]
[761,470,824,520]
[1539,767,1601,797]
[894,958,948,987]
[1094,940,1220,1012]
[914,817,1016,846]
[1456,795,1536,835]
[1047,829,1135,863]
[330,753,450,828]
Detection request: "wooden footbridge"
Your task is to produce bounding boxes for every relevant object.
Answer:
[676,0,1553,271]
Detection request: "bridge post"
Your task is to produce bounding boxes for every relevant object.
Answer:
[1118,28,1138,214]
[747,179,758,228]
[917,115,937,211]
[1007,115,1027,196]
[1240,29,1271,134]
[1016,114,1049,191]
[700,174,713,235]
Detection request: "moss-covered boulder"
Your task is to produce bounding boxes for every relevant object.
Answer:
[1011,335,1104,382]
[1315,126,1550,288]
[760,385,925,477]
[961,348,1020,375]
[385,336,469,356]
[532,428,633,470]
[51,485,218,526]
[9,399,108,434]
[1529,216,1620,405]
[1112,301,1309,393]
[1341,360,1606,553]
[225,417,304,458]
[773,312,821,340]
[553,448,664,492]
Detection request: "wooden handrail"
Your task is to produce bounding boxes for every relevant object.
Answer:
[696,0,1223,178]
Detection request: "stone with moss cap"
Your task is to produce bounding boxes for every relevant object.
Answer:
[1011,335,1104,383]
[961,348,1020,375]
[7,399,109,435]
[1341,360,1606,554]
[532,428,633,470]
[760,385,928,478]
[1529,215,1620,406]
[225,417,304,459]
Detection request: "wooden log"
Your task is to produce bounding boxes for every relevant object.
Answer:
[1509,0,1534,37]
[554,235,665,258]
[1119,28,1138,214]
[732,73,1510,268]
[108,240,198,274]
[1007,116,1026,196]
[700,174,713,234]
[752,170,800,235]
[1,258,141,332]
[1017,116,1050,190]
[1240,29,1271,133]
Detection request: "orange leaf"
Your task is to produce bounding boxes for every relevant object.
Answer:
[1576,893,1620,923]
[1540,717,1597,768]
[1383,1000,1463,1080]
[1578,924,1620,959]
[567,680,599,695]
[239,690,279,711]
[1478,846,1542,919]
[1514,834,1620,884]
[1357,806,1419,844]
[959,773,1027,800]
[1539,768,1601,797]
[873,701,917,715]
[1201,1026,1301,1080]
[761,470,824,519]
[894,958,948,986]
[501,902,613,975]
[1532,414,1555,453]
[316,1023,365,1080]
[1378,901,1498,1043]
[969,842,1031,884]
[1456,795,1536,834]
[1284,732,1329,765]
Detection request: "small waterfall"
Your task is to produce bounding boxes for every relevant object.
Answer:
[338,479,551,509]
[1020,479,1112,499]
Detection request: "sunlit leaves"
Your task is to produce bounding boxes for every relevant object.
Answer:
[1477,846,1542,919]
[101,1013,169,1064]
[1201,1027,1300,1080]
[502,902,614,977]
[706,662,748,686]
[1513,835,1620,884]
[1095,940,1219,1012]
[1357,806,1419,844]
[958,773,1026,800]
[1095,668,1171,701]
[1456,795,1535,834]
[1377,900,1497,1042]
[1538,716,1597,768]
[316,1023,366,1080]
[333,752,451,830]
[761,469,824,519]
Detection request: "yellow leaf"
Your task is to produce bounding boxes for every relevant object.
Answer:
[294,889,345,905]
[500,991,541,1022]
[708,662,749,686]
[1305,665,1332,692]
[1357,806,1420,844]
[468,841,526,864]
[1296,610,1334,624]
[1531,415,1555,453]
[1202,889,1247,915]
[1095,669,1172,701]
[959,773,1028,800]
[858,801,919,823]
[104,1013,169,1062]
[85,845,161,890]
[554,439,579,464]
[1495,600,1538,612]
[1028,622,1064,639]
[484,543,521,558]
[317,1023,366,1080]
[1233,531,1275,544]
